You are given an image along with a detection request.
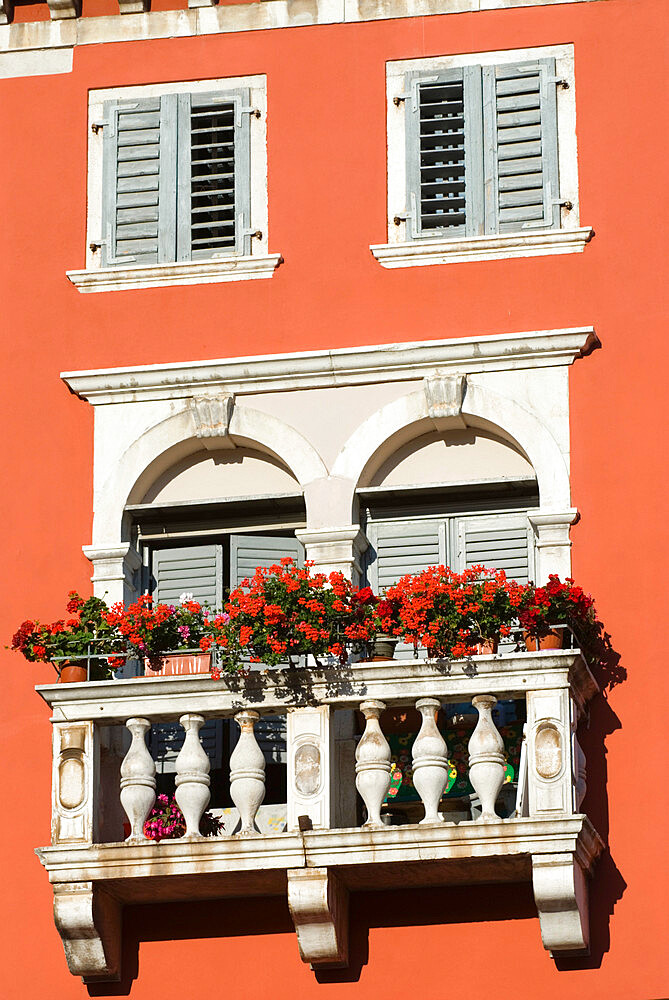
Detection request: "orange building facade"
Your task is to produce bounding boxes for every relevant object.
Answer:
[1,0,667,997]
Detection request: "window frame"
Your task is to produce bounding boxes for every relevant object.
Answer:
[373,44,591,267]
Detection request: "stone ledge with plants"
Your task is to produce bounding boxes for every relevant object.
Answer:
[11,559,618,688]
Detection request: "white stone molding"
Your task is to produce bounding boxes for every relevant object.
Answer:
[175,714,211,837]
[287,707,333,831]
[120,718,156,843]
[62,328,597,404]
[571,698,587,811]
[0,0,13,25]
[188,0,217,7]
[295,526,368,581]
[355,700,392,827]
[230,710,266,835]
[45,0,79,19]
[532,853,592,953]
[371,229,594,268]
[118,0,149,12]
[67,254,282,293]
[82,543,141,604]
[189,392,235,449]
[468,695,506,822]
[53,882,122,982]
[424,374,467,430]
[287,868,349,968]
[332,379,572,511]
[526,689,572,817]
[52,722,97,845]
[528,509,579,583]
[412,698,448,823]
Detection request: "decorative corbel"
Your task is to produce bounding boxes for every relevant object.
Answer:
[189,393,236,450]
[287,868,349,968]
[46,0,80,18]
[424,374,467,430]
[0,0,14,25]
[53,882,122,982]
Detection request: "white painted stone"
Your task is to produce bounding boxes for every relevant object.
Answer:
[46,0,78,19]
[52,722,96,845]
[371,229,594,267]
[119,718,155,843]
[287,868,349,967]
[82,543,141,605]
[53,882,121,982]
[287,706,332,831]
[0,0,13,25]
[468,696,505,822]
[355,700,391,827]
[295,525,368,581]
[529,510,579,583]
[532,853,591,953]
[412,698,448,824]
[526,689,572,815]
[118,0,148,11]
[67,254,282,292]
[230,710,265,835]
[189,392,235,448]
[174,714,211,837]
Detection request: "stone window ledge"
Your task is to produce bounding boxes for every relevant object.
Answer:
[66,253,283,293]
[370,228,594,268]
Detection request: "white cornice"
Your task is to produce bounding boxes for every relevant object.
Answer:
[61,327,599,405]
[371,228,594,268]
[66,254,282,293]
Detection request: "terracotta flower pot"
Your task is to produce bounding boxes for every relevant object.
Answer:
[144,652,212,677]
[524,629,564,651]
[58,662,88,683]
[473,638,499,655]
[370,635,398,661]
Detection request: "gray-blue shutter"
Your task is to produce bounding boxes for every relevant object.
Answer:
[366,518,446,660]
[483,58,560,233]
[101,95,178,267]
[152,544,223,609]
[176,89,251,261]
[150,543,223,775]
[455,513,533,583]
[405,67,484,239]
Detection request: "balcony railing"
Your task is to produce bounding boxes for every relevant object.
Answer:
[36,648,604,982]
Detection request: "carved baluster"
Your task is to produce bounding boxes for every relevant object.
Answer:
[355,700,391,828]
[175,714,211,837]
[120,718,156,842]
[230,710,265,835]
[468,695,505,822]
[412,698,448,824]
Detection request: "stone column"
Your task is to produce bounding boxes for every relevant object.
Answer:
[82,543,142,606]
[528,510,579,583]
[295,526,368,584]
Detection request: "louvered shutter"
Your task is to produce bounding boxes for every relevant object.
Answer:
[176,89,251,261]
[366,519,446,660]
[455,513,534,583]
[150,543,223,775]
[101,95,177,268]
[405,67,484,239]
[483,58,560,232]
[152,544,223,609]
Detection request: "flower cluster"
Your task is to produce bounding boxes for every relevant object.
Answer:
[105,594,211,667]
[10,592,118,678]
[142,794,223,841]
[203,558,375,670]
[385,566,524,659]
[518,575,596,641]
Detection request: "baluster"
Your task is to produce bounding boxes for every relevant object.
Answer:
[468,695,505,822]
[230,710,265,835]
[355,700,391,828]
[120,718,156,842]
[412,698,448,824]
[175,714,211,837]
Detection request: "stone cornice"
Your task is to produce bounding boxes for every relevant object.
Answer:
[61,327,599,405]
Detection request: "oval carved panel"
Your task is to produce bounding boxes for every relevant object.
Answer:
[535,725,562,779]
[59,757,85,810]
[294,743,321,797]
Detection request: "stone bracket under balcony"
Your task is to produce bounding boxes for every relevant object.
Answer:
[37,815,603,978]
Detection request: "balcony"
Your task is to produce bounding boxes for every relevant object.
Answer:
[36,648,603,982]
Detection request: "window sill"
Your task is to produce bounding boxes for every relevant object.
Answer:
[66,253,283,293]
[370,227,594,268]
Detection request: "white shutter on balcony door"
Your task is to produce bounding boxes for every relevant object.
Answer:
[455,512,534,583]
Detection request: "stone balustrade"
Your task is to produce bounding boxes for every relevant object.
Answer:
[36,649,604,982]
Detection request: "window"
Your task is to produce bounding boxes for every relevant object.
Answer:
[68,76,281,292]
[372,45,593,267]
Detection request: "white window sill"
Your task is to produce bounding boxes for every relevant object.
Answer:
[66,253,283,293]
[370,228,594,268]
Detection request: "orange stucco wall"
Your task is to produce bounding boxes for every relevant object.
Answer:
[1,0,668,997]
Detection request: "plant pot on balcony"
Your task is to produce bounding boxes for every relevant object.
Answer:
[370,634,399,661]
[524,629,564,652]
[473,638,499,655]
[144,652,212,677]
[57,661,88,684]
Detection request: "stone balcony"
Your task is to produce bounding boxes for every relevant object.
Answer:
[35,650,604,982]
